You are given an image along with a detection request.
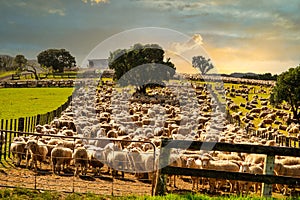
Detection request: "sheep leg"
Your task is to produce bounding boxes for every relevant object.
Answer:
[173,175,177,188]
[52,159,57,174]
[16,154,22,166]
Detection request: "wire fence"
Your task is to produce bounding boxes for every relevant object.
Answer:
[0,130,156,196]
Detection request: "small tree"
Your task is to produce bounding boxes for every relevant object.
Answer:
[14,55,40,80]
[192,55,214,75]
[14,55,28,73]
[37,49,76,73]
[108,43,175,94]
[270,65,300,121]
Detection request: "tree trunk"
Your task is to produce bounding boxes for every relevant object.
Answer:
[137,85,147,94]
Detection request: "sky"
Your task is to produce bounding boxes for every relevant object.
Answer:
[1,0,300,74]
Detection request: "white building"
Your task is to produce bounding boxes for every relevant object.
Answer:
[88,59,108,69]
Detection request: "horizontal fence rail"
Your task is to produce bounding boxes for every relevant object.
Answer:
[155,138,300,197]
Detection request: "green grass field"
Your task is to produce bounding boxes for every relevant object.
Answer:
[0,71,15,79]
[0,188,293,200]
[0,88,74,119]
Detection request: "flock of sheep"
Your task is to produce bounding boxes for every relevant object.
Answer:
[9,77,300,196]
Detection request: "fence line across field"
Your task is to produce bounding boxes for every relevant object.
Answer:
[0,95,72,130]
[0,130,157,196]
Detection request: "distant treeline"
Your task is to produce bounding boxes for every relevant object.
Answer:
[220,72,277,81]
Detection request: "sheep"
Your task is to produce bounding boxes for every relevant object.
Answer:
[274,162,300,195]
[51,144,73,174]
[25,140,48,171]
[217,153,242,161]
[167,153,183,188]
[238,162,263,195]
[73,145,89,176]
[105,149,130,178]
[245,154,266,164]
[200,155,239,192]
[186,157,202,190]
[280,157,300,166]
[87,148,105,176]
[10,137,27,166]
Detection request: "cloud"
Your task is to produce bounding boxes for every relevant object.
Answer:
[169,33,204,54]
[82,0,109,5]
[48,8,65,16]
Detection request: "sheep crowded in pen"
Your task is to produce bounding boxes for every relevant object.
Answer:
[6,78,300,196]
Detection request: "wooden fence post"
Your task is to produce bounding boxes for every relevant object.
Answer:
[262,155,275,197]
[154,138,171,196]
[36,114,41,125]
[18,117,24,132]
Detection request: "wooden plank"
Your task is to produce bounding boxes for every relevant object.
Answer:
[161,139,300,157]
[262,155,275,197]
[18,118,24,132]
[27,117,31,132]
[14,119,17,132]
[154,143,171,196]
[161,166,300,186]
[4,120,8,159]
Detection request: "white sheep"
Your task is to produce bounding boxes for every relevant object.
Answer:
[73,145,89,176]
[10,137,27,166]
[200,155,239,192]
[186,157,202,190]
[274,162,300,195]
[106,149,130,178]
[238,162,263,195]
[25,140,48,171]
[51,144,73,174]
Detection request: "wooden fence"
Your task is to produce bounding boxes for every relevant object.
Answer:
[0,95,72,161]
[154,138,300,197]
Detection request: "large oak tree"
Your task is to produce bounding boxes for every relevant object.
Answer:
[108,43,176,94]
[37,49,76,73]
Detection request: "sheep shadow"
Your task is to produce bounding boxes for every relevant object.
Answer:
[114,176,136,183]
[78,175,96,181]
[36,170,53,176]
[93,175,113,182]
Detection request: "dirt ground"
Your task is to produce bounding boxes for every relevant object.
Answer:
[0,159,290,198]
[0,159,154,196]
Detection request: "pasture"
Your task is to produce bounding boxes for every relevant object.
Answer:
[1,77,300,199]
[0,88,73,119]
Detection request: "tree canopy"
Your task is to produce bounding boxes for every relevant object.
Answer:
[37,49,76,73]
[192,55,214,75]
[14,55,28,72]
[14,54,41,80]
[108,43,176,94]
[0,55,14,71]
[270,65,300,120]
